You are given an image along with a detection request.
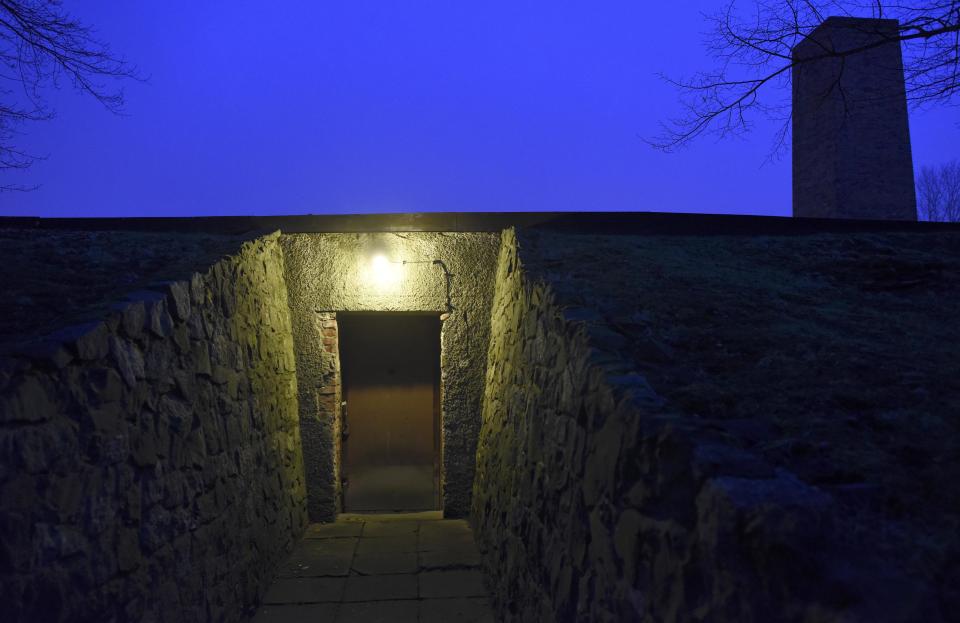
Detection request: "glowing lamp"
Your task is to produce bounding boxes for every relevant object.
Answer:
[371,254,390,273]
[369,253,400,288]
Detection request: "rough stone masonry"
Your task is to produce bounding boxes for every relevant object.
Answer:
[792,17,917,220]
[472,227,951,622]
[0,233,307,623]
[2,215,957,623]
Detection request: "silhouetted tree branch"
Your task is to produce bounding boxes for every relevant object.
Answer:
[917,159,960,221]
[650,1,960,153]
[0,0,138,190]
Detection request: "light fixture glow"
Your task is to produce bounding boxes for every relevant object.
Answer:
[371,254,390,273]
[369,253,400,288]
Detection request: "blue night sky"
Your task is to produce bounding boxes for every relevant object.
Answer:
[1,1,957,218]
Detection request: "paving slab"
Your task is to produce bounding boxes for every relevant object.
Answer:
[339,511,442,522]
[304,523,364,539]
[252,603,339,623]
[256,513,492,623]
[419,569,488,598]
[355,535,418,555]
[419,519,472,536]
[418,530,477,550]
[419,597,496,623]
[334,600,418,623]
[263,577,345,604]
[342,574,418,602]
[419,545,481,570]
[351,550,419,575]
[278,539,356,577]
[417,528,473,550]
[361,521,420,537]
[418,520,477,553]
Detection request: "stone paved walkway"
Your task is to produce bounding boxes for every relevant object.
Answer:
[252,512,495,623]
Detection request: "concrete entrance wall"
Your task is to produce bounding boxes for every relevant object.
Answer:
[280,232,499,520]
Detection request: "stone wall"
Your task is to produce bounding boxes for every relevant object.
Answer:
[0,233,307,623]
[472,228,940,622]
[281,232,499,519]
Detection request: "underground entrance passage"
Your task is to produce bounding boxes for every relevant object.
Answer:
[338,313,441,512]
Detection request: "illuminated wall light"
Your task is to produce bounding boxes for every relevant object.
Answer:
[369,253,401,288]
[365,252,452,312]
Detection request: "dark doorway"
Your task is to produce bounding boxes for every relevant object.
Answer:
[338,314,441,512]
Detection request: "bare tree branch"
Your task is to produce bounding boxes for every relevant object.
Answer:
[650,1,960,153]
[0,0,139,190]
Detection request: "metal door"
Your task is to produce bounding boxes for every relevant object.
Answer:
[339,314,440,511]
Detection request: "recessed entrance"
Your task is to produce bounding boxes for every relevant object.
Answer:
[338,314,441,512]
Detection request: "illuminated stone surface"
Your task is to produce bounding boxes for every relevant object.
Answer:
[0,233,307,622]
[280,232,499,520]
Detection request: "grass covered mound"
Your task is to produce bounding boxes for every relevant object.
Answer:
[0,228,250,347]
[522,228,960,583]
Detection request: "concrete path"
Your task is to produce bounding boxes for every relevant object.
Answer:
[252,512,495,623]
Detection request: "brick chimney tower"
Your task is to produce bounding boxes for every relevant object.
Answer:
[792,17,917,220]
